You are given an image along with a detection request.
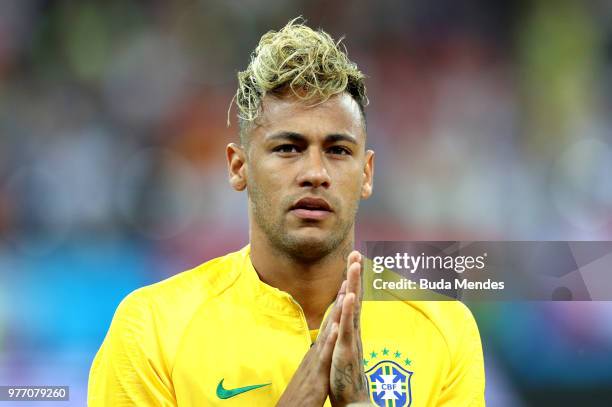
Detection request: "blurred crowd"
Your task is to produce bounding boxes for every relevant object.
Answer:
[1,1,611,405]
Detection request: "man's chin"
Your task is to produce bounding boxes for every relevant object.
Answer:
[289,227,332,244]
[280,230,340,261]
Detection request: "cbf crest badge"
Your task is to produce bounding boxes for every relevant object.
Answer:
[363,347,413,407]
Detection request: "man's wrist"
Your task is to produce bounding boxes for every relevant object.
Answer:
[331,393,370,407]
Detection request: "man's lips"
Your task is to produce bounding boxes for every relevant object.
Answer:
[289,197,333,220]
[290,208,332,220]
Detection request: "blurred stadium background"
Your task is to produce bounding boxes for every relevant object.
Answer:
[1,0,612,406]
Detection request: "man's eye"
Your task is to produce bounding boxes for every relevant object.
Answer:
[328,146,351,155]
[273,145,300,153]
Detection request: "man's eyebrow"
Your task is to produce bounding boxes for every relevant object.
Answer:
[265,131,306,143]
[325,133,358,145]
[265,131,358,145]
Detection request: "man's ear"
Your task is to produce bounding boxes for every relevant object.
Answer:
[361,149,375,199]
[226,143,247,191]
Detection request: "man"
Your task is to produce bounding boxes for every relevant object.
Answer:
[89,18,485,406]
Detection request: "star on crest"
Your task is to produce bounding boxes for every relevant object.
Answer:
[363,346,413,369]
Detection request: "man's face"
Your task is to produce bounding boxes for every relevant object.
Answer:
[232,92,374,261]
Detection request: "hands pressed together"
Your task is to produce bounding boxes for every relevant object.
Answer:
[276,251,371,407]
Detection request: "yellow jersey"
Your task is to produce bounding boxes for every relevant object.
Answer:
[88,245,485,406]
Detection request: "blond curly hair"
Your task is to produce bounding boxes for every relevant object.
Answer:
[230,17,368,141]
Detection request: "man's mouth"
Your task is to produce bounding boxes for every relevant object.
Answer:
[289,197,333,221]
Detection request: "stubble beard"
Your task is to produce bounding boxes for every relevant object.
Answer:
[248,184,358,263]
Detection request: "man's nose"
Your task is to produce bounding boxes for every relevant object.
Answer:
[297,148,331,189]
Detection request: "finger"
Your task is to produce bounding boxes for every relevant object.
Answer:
[318,280,348,346]
[356,254,363,301]
[354,262,363,330]
[346,261,361,305]
[335,279,347,312]
[318,322,338,372]
[318,305,342,348]
[317,317,332,349]
[337,292,355,345]
[345,262,361,331]
[345,252,361,329]
[327,288,345,330]
[327,280,347,323]
[346,251,361,279]
[337,279,348,300]
[347,250,361,267]
[346,258,363,331]
[354,276,364,358]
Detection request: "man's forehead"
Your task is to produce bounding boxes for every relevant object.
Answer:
[252,92,365,140]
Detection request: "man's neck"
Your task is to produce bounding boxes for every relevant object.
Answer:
[249,234,351,330]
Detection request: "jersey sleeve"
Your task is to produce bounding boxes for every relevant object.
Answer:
[88,288,176,407]
[436,303,486,406]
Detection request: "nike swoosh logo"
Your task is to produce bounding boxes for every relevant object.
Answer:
[216,378,270,399]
